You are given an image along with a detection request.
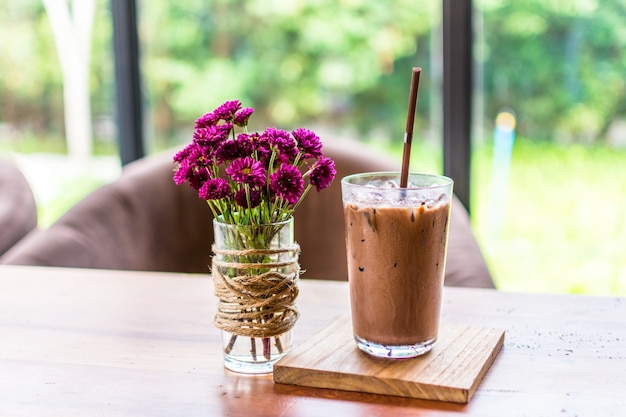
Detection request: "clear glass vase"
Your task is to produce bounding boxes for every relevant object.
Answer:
[211,216,300,374]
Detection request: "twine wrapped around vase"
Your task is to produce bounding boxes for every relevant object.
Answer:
[211,245,300,338]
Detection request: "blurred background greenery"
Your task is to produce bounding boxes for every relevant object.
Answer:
[1,0,625,294]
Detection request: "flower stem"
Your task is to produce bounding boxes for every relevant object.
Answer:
[274,336,284,354]
[291,183,312,212]
[250,337,257,361]
[225,334,238,354]
[263,337,271,360]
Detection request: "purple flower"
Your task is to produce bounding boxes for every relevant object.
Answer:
[226,157,267,187]
[270,164,304,205]
[292,128,323,158]
[192,126,231,160]
[185,142,212,167]
[188,168,209,190]
[198,178,231,200]
[234,187,262,208]
[233,108,254,127]
[173,142,195,163]
[173,100,335,220]
[172,143,212,190]
[309,156,336,191]
[264,128,298,162]
[242,132,272,164]
[195,112,219,128]
[193,128,213,145]
[173,160,193,185]
[215,138,252,163]
[193,124,232,146]
[214,100,242,121]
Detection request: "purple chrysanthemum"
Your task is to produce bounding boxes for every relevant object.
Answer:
[242,132,271,165]
[226,157,267,187]
[195,112,219,129]
[193,128,213,145]
[215,138,252,163]
[173,142,195,163]
[264,127,298,162]
[175,100,335,217]
[173,160,193,185]
[309,156,336,191]
[186,142,212,167]
[214,100,242,121]
[292,127,323,158]
[233,107,254,127]
[172,143,212,190]
[188,168,209,191]
[270,164,304,205]
[234,187,262,208]
[193,124,232,146]
[198,178,231,200]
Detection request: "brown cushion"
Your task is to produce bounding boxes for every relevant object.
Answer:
[1,152,213,271]
[1,140,494,288]
[0,156,38,255]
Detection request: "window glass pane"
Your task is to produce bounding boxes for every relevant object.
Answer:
[0,0,119,226]
[138,0,442,174]
[473,1,626,294]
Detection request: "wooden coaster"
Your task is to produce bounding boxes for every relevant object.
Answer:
[273,316,504,403]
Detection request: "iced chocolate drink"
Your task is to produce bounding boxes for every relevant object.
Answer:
[341,172,453,358]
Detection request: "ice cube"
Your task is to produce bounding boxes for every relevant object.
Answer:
[404,194,428,206]
[385,180,399,188]
[425,193,449,208]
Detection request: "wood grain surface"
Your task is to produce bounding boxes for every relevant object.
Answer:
[274,316,504,403]
[1,265,625,416]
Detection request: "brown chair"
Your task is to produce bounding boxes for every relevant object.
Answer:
[0,151,213,272]
[1,140,494,288]
[0,155,38,256]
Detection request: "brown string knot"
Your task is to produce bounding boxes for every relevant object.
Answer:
[211,244,300,338]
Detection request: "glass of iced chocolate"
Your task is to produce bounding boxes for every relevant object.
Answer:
[341,172,453,358]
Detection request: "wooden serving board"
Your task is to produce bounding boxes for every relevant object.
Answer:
[273,316,504,403]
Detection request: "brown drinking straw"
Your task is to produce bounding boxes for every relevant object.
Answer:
[400,67,422,188]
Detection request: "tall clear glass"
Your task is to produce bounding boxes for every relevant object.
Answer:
[342,172,453,358]
[212,217,299,374]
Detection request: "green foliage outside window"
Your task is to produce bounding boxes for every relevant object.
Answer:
[1,0,625,150]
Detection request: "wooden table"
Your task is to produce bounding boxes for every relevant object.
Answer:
[1,265,624,416]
